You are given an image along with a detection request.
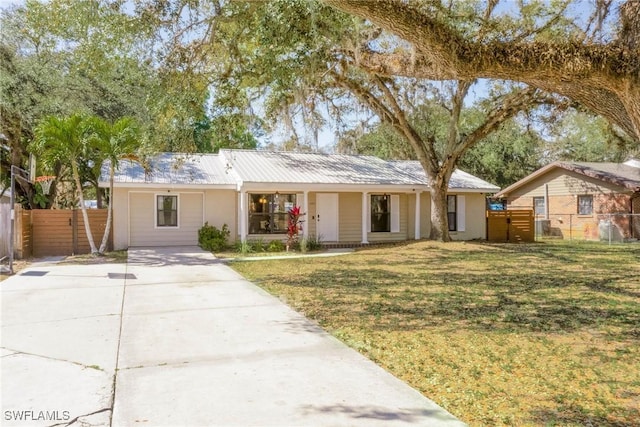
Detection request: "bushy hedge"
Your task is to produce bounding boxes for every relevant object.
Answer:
[198,223,230,252]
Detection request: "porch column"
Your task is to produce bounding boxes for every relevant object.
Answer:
[239,190,247,242]
[361,191,369,244]
[303,190,309,239]
[415,190,421,240]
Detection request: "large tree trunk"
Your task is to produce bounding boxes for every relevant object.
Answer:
[429,183,450,242]
[71,160,98,255]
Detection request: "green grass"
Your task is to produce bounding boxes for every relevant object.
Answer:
[231,240,640,426]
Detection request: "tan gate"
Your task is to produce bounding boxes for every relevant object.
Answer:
[31,209,111,257]
[487,210,534,243]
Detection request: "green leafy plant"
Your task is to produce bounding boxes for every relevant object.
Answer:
[235,240,254,255]
[198,222,230,252]
[267,240,285,252]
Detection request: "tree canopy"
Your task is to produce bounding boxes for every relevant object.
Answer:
[322,0,640,143]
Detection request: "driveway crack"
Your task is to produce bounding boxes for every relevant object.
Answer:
[47,407,111,427]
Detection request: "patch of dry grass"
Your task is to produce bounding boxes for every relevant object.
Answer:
[232,240,640,426]
[59,250,128,265]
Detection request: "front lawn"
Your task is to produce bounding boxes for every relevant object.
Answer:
[231,240,640,426]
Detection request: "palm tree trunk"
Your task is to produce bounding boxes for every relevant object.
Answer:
[99,164,114,253]
[71,160,98,254]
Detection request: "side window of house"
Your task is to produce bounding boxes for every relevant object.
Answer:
[371,195,390,232]
[249,193,296,234]
[157,195,178,227]
[578,195,593,215]
[533,197,545,217]
[447,195,457,231]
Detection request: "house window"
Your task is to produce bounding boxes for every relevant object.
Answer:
[249,193,296,234]
[447,195,457,231]
[533,197,546,217]
[578,195,593,215]
[157,195,178,227]
[371,195,390,232]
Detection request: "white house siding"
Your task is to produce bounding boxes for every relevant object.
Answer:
[129,191,203,247]
[421,192,432,239]
[338,193,362,242]
[449,193,487,241]
[203,189,237,243]
[112,188,129,250]
[307,192,318,238]
[368,193,409,243]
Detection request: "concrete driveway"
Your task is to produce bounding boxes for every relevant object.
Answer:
[2,247,465,427]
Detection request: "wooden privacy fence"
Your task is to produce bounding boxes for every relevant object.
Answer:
[487,210,534,243]
[14,207,111,258]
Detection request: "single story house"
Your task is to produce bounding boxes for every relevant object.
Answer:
[100,149,499,250]
[496,159,640,240]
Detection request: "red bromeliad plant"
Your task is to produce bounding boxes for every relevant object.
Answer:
[286,205,305,250]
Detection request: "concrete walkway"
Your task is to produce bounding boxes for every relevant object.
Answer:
[1,247,466,427]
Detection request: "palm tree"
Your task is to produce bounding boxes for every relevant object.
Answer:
[31,114,100,254]
[85,116,140,253]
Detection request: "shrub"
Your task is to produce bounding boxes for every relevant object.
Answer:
[302,235,323,252]
[235,240,254,255]
[267,240,285,252]
[198,222,230,252]
[250,238,266,252]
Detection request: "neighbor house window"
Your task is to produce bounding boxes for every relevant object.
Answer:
[447,195,457,231]
[578,195,593,215]
[157,195,178,227]
[371,195,390,232]
[533,197,546,217]
[249,193,296,234]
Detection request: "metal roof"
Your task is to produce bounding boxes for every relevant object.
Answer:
[101,150,499,192]
[388,160,501,191]
[220,149,419,185]
[100,153,236,186]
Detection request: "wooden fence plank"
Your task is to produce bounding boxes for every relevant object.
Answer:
[30,209,112,257]
[487,210,534,243]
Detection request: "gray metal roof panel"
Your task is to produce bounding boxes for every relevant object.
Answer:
[221,150,418,185]
[101,153,236,185]
[388,160,500,191]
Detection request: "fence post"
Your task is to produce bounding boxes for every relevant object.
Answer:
[569,214,572,241]
[608,214,612,245]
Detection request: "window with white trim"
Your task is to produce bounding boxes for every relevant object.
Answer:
[370,194,400,233]
[447,195,466,232]
[371,195,390,232]
[157,195,178,227]
[447,195,457,231]
[249,193,296,234]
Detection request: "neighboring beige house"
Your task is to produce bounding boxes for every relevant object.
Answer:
[100,150,499,250]
[496,159,640,240]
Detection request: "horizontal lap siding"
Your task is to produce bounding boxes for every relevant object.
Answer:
[204,190,237,243]
[129,192,203,246]
[368,193,408,243]
[339,193,362,242]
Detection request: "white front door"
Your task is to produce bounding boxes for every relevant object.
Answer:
[316,193,338,242]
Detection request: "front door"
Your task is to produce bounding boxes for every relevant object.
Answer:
[316,193,338,242]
